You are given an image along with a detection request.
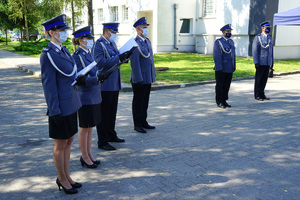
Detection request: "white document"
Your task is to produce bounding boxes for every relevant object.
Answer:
[71,61,97,86]
[119,38,138,54]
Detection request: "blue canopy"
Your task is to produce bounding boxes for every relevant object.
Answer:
[273,6,300,26]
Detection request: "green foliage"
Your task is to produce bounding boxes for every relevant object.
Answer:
[12,38,73,54]
[0,36,12,42]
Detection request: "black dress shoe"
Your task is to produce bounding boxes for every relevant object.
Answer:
[255,97,264,101]
[143,124,155,129]
[109,137,125,143]
[98,143,116,150]
[92,160,101,165]
[134,126,147,133]
[56,178,78,194]
[262,96,270,100]
[217,102,226,108]
[224,102,231,108]
[80,156,98,168]
[71,182,82,188]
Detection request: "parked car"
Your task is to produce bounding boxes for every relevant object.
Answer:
[11,33,21,41]
[22,30,40,41]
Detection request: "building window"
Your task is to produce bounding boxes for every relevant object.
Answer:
[122,6,128,22]
[98,8,103,24]
[180,19,192,33]
[110,6,119,22]
[203,0,215,17]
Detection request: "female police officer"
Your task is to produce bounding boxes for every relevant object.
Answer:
[72,26,102,169]
[40,14,84,194]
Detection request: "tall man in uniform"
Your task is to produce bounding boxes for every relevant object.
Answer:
[213,24,236,108]
[130,17,156,133]
[252,21,274,101]
[92,23,129,150]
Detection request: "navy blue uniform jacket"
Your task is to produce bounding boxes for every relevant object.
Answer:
[40,42,82,117]
[213,37,236,73]
[130,36,156,84]
[72,47,102,105]
[252,33,274,66]
[92,36,121,91]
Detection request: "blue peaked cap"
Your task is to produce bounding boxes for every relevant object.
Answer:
[41,14,70,31]
[103,22,119,32]
[220,24,233,32]
[133,17,149,28]
[72,26,94,38]
[260,21,271,27]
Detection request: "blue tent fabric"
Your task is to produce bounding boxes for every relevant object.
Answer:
[273,6,300,26]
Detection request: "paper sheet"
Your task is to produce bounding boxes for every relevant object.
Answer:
[119,38,138,54]
[71,61,97,86]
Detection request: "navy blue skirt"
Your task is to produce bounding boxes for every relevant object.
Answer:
[78,103,101,128]
[49,112,78,139]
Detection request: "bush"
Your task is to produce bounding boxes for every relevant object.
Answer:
[12,38,73,54]
[0,36,12,42]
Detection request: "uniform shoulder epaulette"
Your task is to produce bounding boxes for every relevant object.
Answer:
[74,49,80,55]
[42,47,50,52]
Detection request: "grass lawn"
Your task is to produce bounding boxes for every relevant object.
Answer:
[1,42,300,84]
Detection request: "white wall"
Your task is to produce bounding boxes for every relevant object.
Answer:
[274,0,300,59]
[196,0,250,57]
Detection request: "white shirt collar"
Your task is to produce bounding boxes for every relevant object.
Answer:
[222,36,228,41]
[102,36,111,44]
[262,32,268,37]
[51,41,62,50]
[138,35,146,41]
[79,46,89,53]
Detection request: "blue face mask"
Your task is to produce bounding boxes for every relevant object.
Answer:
[225,33,232,38]
[265,27,271,33]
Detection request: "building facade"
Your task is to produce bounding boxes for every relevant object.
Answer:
[72,0,300,59]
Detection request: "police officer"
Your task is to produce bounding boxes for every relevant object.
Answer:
[40,14,83,194]
[213,24,236,108]
[92,23,128,150]
[130,17,156,133]
[252,21,274,101]
[72,26,101,168]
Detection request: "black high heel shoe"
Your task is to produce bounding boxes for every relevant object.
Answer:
[80,156,97,168]
[92,159,101,165]
[56,178,78,194]
[71,182,82,188]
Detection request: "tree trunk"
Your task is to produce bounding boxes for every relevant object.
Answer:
[20,25,23,42]
[71,0,76,51]
[24,0,29,42]
[87,0,94,36]
[5,29,8,45]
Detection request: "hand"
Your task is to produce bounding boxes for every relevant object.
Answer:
[255,64,260,69]
[97,70,112,83]
[75,75,86,85]
[52,114,63,126]
[119,51,132,62]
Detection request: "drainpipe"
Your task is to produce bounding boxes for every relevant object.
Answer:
[174,4,179,50]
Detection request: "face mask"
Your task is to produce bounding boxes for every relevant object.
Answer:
[265,27,271,33]
[109,32,117,42]
[54,31,68,43]
[83,39,94,49]
[141,28,148,37]
[225,33,232,38]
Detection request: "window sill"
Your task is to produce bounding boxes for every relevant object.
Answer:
[179,33,194,36]
[198,16,216,19]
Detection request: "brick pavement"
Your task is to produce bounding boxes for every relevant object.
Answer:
[0,56,300,200]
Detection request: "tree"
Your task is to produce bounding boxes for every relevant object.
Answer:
[87,0,94,36]
[7,0,40,41]
[0,0,17,45]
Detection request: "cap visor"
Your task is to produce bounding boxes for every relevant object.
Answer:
[58,25,70,30]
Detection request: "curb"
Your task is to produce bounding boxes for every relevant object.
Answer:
[2,58,300,93]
